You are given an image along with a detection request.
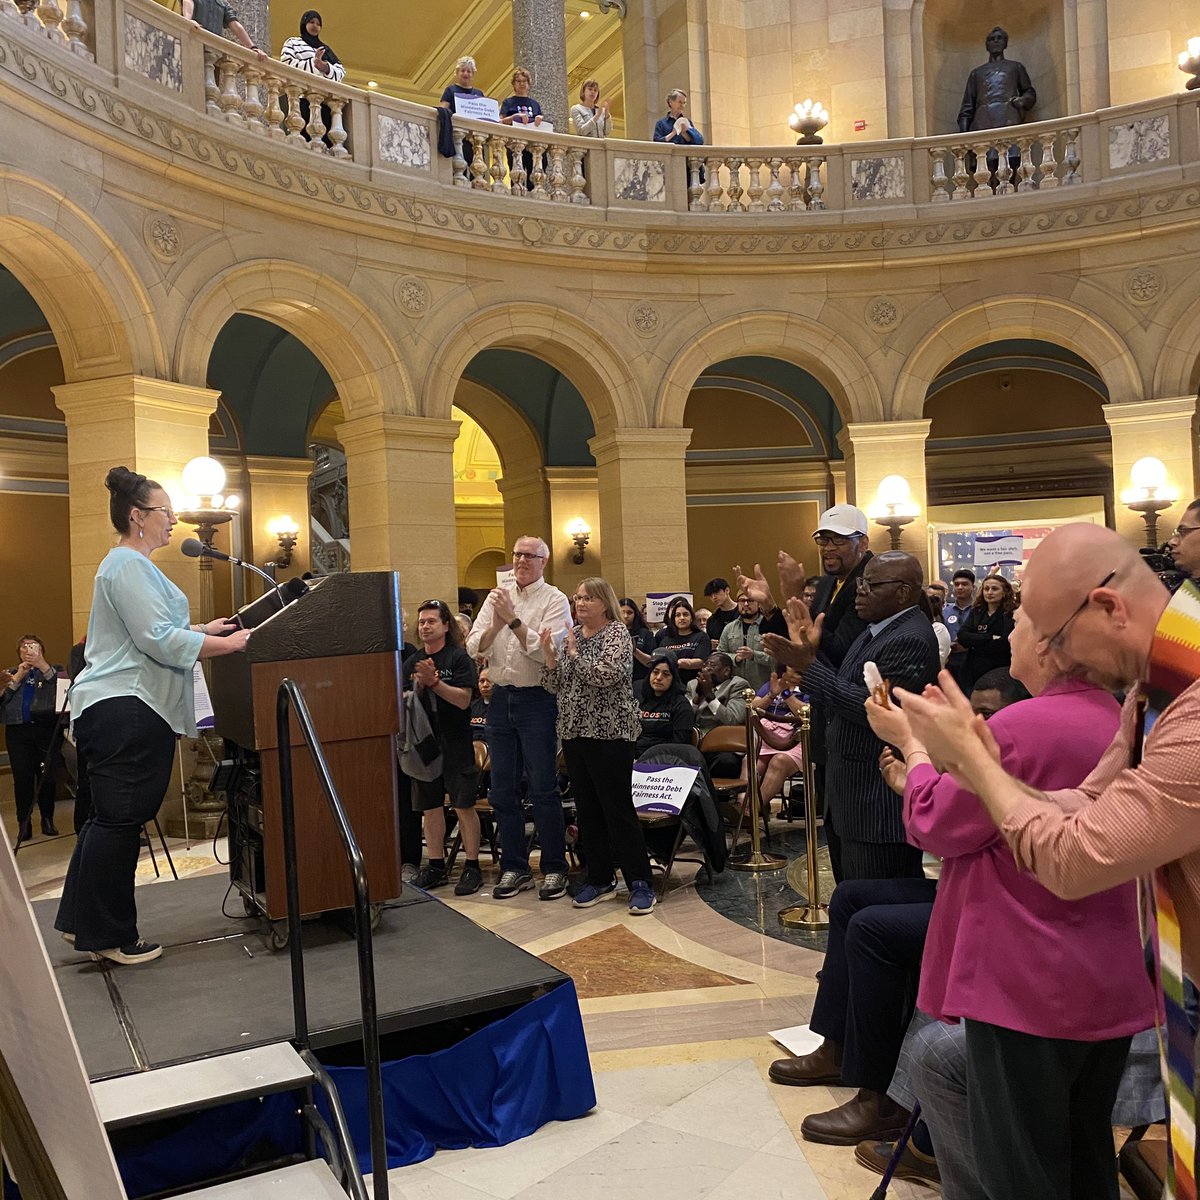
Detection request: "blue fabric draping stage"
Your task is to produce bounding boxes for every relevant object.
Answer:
[33,978,594,1198]
[326,980,596,1171]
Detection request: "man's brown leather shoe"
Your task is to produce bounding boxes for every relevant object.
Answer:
[800,1089,910,1146]
[767,1038,843,1086]
[855,1138,941,1187]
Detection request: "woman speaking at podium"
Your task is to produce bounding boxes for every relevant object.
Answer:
[55,466,251,966]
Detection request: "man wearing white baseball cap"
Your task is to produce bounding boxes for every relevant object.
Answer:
[739,504,873,878]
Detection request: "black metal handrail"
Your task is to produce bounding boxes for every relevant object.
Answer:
[276,679,388,1200]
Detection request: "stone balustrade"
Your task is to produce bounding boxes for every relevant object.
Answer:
[3,0,1199,226]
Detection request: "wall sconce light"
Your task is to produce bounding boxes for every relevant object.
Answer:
[1121,456,1179,547]
[1179,37,1200,89]
[868,474,919,550]
[567,517,591,564]
[267,515,300,569]
[789,98,829,145]
[176,456,240,560]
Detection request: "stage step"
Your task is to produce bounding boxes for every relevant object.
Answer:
[92,1041,315,1129]
[176,1160,348,1198]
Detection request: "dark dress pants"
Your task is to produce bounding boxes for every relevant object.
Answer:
[561,738,651,888]
[487,685,567,875]
[809,877,937,1093]
[55,697,177,951]
[965,1019,1131,1200]
[7,720,57,824]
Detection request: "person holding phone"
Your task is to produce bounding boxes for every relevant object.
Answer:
[1,634,61,843]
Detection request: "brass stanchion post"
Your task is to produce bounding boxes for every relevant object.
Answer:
[779,701,829,928]
[728,690,787,873]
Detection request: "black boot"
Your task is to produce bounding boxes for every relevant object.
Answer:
[41,815,59,837]
[17,819,33,845]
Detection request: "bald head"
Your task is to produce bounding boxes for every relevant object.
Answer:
[1022,523,1169,689]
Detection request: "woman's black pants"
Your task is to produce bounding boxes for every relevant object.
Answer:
[7,720,57,824]
[55,697,177,951]
[561,738,651,887]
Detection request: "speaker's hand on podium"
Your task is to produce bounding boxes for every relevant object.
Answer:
[197,617,239,637]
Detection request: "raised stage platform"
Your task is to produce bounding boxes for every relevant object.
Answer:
[33,874,571,1082]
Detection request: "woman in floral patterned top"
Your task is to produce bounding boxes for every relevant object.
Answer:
[540,577,656,914]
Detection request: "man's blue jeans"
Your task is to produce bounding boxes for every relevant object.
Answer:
[486,685,567,875]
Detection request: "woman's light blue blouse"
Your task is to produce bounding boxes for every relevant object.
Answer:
[70,547,206,736]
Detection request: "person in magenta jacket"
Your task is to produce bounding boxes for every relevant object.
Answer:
[866,607,1157,1200]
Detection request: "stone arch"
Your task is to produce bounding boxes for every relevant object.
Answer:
[452,378,545,479]
[422,302,643,435]
[0,174,166,380]
[654,313,882,429]
[174,261,413,420]
[1151,273,1200,399]
[895,296,1144,418]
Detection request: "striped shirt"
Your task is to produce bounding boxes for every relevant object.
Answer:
[1002,679,1200,978]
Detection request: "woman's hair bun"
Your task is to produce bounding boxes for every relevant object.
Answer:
[105,466,147,496]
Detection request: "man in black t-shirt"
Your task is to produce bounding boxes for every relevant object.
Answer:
[403,600,482,895]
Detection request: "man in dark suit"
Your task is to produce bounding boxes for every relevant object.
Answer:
[764,551,941,881]
[738,505,873,819]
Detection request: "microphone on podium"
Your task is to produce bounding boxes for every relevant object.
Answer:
[180,537,286,606]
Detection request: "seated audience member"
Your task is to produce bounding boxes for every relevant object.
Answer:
[693,607,712,632]
[570,79,612,137]
[182,0,266,60]
[801,581,818,610]
[654,598,712,685]
[716,590,772,691]
[620,597,655,684]
[857,610,1155,1197]
[457,586,479,619]
[926,580,948,606]
[957,572,1015,690]
[703,577,739,643]
[403,600,484,896]
[469,667,492,742]
[763,551,941,882]
[636,653,695,757]
[767,670,1026,1148]
[1166,496,1200,580]
[688,652,750,779]
[748,666,808,819]
[653,89,704,144]
[279,10,344,80]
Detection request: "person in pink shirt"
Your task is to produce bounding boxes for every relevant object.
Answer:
[865,607,1157,1200]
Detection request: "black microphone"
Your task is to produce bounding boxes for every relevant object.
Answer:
[180,537,286,606]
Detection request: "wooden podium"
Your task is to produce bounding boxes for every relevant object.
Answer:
[209,572,404,919]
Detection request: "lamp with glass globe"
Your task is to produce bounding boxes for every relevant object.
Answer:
[1121,456,1179,547]
[1179,37,1200,89]
[789,98,829,145]
[869,474,919,550]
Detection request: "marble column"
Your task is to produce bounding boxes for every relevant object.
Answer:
[336,412,459,607]
[231,0,269,58]
[1104,396,1198,546]
[244,454,311,581]
[842,419,932,576]
[53,375,219,638]
[589,428,691,599]
[512,0,568,133]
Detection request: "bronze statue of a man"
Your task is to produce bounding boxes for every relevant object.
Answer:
[957,27,1036,132]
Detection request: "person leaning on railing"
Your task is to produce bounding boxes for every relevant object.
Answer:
[181,0,266,63]
[279,10,344,83]
[653,88,704,145]
[570,79,611,137]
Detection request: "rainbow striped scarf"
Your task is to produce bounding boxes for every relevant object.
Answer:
[1144,578,1200,1200]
